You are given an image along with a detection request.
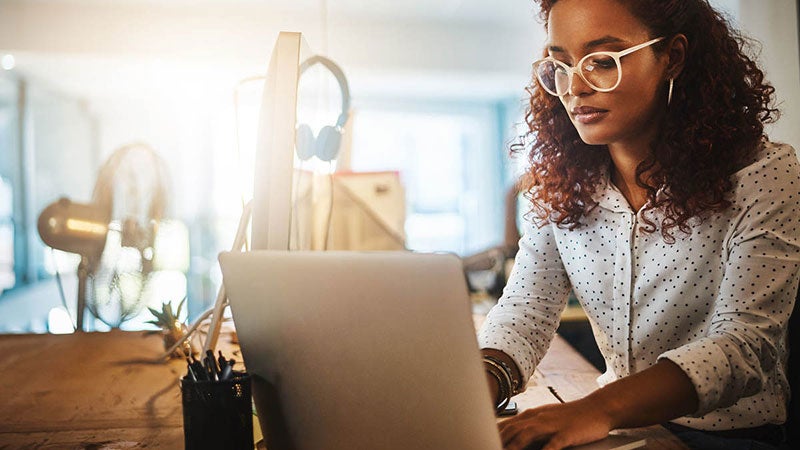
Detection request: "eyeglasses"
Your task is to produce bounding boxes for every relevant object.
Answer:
[533,37,664,97]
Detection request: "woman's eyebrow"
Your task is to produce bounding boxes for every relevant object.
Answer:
[584,35,625,50]
[547,35,626,54]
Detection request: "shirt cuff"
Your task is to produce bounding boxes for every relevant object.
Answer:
[477,325,538,390]
[657,338,732,417]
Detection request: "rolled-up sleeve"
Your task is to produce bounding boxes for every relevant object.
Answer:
[477,219,572,388]
[658,150,800,416]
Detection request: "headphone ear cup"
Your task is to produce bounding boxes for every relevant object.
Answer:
[315,125,342,162]
[295,123,316,161]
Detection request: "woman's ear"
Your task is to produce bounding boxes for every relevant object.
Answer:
[666,34,688,79]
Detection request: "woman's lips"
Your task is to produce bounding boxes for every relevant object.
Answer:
[571,107,608,124]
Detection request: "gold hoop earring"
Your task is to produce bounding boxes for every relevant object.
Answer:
[668,78,674,106]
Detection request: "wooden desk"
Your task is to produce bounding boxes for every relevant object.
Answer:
[0,330,687,449]
[0,330,207,448]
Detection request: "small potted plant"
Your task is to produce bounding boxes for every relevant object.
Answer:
[147,297,192,358]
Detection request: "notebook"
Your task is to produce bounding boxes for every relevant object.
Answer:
[219,250,646,450]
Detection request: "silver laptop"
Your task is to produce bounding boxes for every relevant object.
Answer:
[220,250,646,450]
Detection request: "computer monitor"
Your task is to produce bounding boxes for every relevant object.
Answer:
[202,32,311,353]
[249,32,405,253]
[250,32,313,251]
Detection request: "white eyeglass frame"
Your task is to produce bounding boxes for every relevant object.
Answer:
[533,36,665,96]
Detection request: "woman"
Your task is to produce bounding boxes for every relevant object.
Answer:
[477,0,799,449]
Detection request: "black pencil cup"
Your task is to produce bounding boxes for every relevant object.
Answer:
[181,372,254,450]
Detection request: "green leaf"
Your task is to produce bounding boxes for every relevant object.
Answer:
[176,297,186,320]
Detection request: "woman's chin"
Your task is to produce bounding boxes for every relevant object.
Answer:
[571,121,614,146]
[575,130,610,146]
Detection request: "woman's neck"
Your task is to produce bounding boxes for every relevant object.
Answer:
[608,141,653,212]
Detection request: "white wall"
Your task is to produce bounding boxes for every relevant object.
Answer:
[710,0,740,18]
[735,0,800,148]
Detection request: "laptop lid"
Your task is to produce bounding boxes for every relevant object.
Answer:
[220,250,503,450]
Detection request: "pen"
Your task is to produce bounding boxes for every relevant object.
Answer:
[220,362,233,381]
[218,350,227,369]
[208,350,223,380]
[548,386,565,404]
[221,358,237,381]
[190,358,207,381]
[185,358,198,381]
[204,355,217,381]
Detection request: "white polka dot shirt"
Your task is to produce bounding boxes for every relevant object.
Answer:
[478,141,800,430]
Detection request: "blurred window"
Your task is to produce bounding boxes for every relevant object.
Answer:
[349,103,505,255]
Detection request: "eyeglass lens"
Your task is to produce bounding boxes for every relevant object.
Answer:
[536,54,620,96]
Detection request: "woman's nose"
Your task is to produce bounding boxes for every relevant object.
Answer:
[568,71,594,97]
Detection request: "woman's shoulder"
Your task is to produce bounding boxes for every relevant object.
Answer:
[731,140,799,186]
[728,139,800,211]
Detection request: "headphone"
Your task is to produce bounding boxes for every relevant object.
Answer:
[295,55,351,162]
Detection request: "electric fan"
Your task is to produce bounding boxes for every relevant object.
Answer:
[38,142,170,330]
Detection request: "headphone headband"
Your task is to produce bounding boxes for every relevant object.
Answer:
[299,55,351,129]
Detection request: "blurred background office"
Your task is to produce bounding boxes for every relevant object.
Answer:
[0,0,797,334]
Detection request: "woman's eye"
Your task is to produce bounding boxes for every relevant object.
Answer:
[585,56,616,70]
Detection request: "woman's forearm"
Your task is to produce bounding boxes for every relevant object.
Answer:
[587,359,699,429]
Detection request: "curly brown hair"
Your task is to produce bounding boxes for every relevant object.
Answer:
[516,0,779,240]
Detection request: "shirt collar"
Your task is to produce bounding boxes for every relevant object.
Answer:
[591,170,634,214]
[591,169,669,215]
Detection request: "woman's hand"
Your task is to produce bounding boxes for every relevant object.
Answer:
[498,359,698,450]
[498,397,614,450]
